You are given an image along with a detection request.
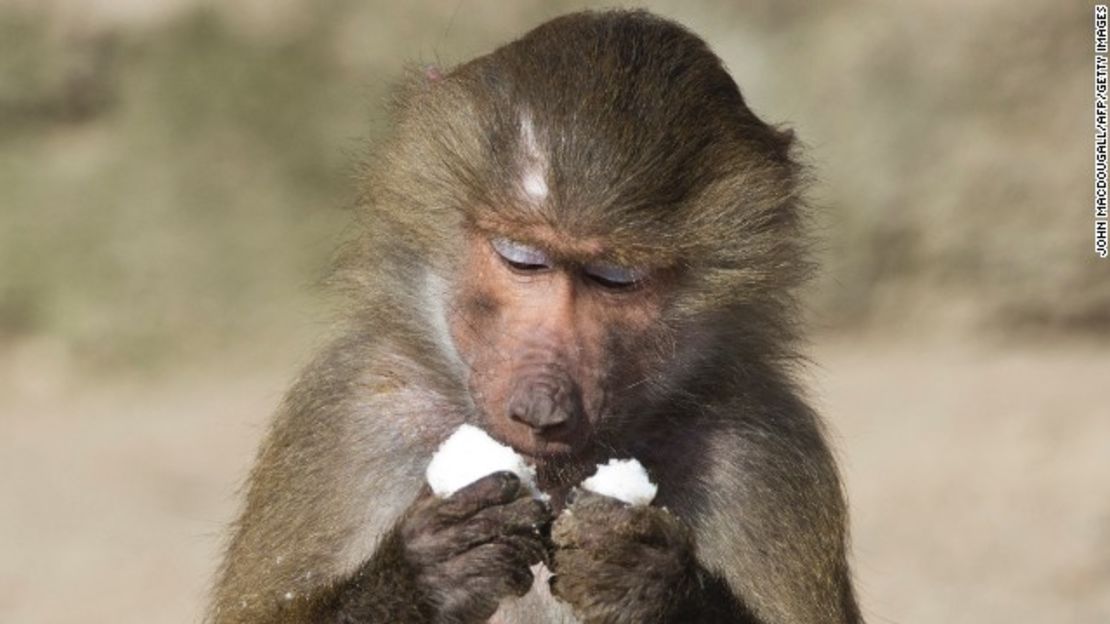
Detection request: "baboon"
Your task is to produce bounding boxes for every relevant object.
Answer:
[209,10,861,624]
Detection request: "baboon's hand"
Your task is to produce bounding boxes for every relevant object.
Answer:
[550,490,696,624]
[399,471,552,623]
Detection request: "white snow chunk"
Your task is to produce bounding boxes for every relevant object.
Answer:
[580,458,657,506]
[426,424,542,499]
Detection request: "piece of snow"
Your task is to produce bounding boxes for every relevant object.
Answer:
[426,424,542,499]
[580,458,657,506]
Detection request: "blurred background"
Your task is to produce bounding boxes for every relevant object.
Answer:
[0,0,1105,622]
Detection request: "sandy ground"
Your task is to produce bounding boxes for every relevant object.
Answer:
[0,336,1107,624]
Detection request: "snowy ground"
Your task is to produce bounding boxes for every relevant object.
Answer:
[1,336,1107,623]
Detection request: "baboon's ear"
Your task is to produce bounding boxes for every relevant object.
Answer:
[765,125,798,164]
[777,126,796,148]
[388,64,446,116]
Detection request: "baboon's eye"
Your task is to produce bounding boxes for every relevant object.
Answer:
[583,262,647,289]
[491,238,552,271]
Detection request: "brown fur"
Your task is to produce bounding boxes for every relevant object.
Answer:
[209,10,860,624]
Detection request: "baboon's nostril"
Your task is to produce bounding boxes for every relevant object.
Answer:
[508,383,577,433]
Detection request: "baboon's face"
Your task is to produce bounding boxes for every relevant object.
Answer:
[447,225,671,460]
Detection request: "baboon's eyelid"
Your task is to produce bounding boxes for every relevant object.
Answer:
[583,263,647,286]
[491,237,552,268]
